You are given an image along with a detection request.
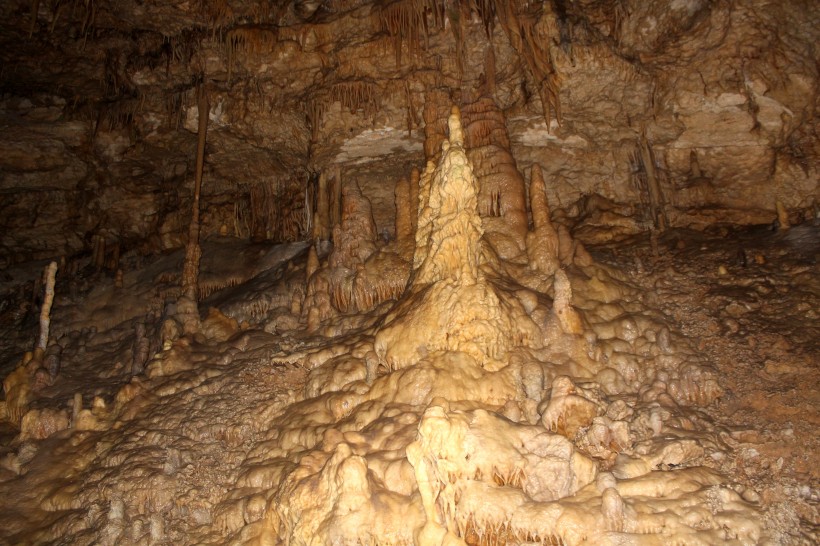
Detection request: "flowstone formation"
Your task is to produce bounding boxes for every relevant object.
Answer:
[0,103,774,546]
[246,107,757,545]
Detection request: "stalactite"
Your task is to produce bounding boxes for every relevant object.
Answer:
[313,171,331,241]
[29,0,40,37]
[776,200,790,230]
[202,0,234,38]
[165,88,190,129]
[95,98,142,133]
[329,166,342,232]
[233,195,251,238]
[495,1,562,130]
[378,0,426,68]
[330,80,381,118]
[225,26,278,82]
[469,0,496,36]
[446,2,465,79]
[244,175,308,243]
[92,235,105,270]
[404,80,416,137]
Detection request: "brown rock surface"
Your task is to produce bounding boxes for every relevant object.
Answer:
[0,0,818,544]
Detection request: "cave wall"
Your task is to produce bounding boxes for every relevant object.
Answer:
[1,0,817,265]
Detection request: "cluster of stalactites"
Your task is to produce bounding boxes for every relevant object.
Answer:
[225,25,278,81]
[331,80,381,118]
[233,176,308,243]
[378,0,562,127]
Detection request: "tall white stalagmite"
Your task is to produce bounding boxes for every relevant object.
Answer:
[36,261,58,358]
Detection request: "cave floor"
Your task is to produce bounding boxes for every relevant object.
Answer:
[0,222,818,544]
[592,222,820,543]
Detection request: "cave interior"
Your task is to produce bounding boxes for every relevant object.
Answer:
[0,0,818,544]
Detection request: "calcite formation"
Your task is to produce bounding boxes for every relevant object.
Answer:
[2,97,791,544]
[0,0,818,544]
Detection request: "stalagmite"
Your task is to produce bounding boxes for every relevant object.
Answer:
[601,487,626,532]
[35,261,58,359]
[2,261,58,426]
[312,171,331,241]
[2,1,814,544]
[178,85,209,335]
[776,200,790,230]
[376,106,539,370]
[526,164,560,276]
[552,269,584,335]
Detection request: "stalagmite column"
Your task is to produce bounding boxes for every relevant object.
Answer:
[2,261,58,425]
[461,97,528,258]
[638,131,668,231]
[329,180,377,269]
[312,171,331,241]
[179,85,209,335]
[329,166,342,233]
[776,200,790,230]
[526,164,560,276]
[552,269,584,335]
[423,94,528,260]
[375,106,538,369]
[35,261,58,360]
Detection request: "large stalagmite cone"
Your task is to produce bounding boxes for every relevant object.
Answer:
[415,106,482,285]
[375,106,540,370]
